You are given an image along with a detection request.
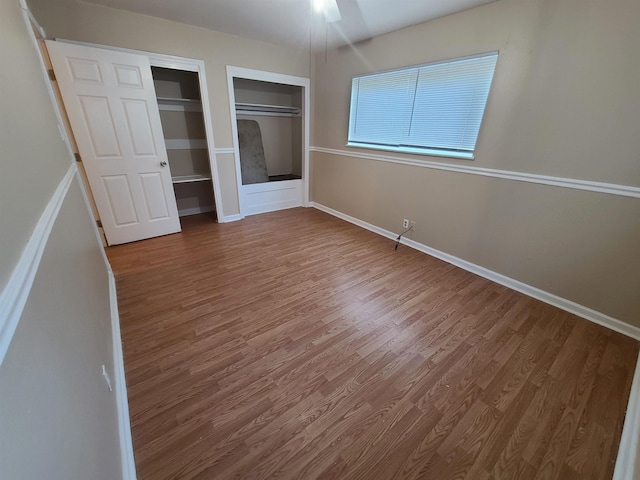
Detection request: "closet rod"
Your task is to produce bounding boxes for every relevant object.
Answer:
[235,102,300,116]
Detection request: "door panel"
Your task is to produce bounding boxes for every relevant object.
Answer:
[102,175,138,226]
[139,173,171,220]
[47,40,181,245]
[79,96,121,157]
[67,58,102,83]
[113,64,144,88]
[122,100,157,156]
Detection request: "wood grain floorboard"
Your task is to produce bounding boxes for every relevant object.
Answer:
[106,208,639,480]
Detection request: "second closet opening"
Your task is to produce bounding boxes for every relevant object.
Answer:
[233,78,303,185]
[152,66,218,221]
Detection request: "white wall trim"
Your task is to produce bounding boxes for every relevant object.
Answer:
[0,163,76,366]
[311,146,640,199]
[214,147,235,155]
[222,214,243,222]
[109,271,137,480]
[310,201,640,340]
[19,0,46,38]
[614,352,640,480]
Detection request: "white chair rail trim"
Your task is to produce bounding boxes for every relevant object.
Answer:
[0,162,76,365]
[311,146,640,199]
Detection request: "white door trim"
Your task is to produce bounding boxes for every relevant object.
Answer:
[226,65,310,218]
[56,39,226,222]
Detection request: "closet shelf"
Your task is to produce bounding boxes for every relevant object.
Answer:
[172,174,212,184]
[235,102,301,117]
[157,97,202,112]
[164,139,208,150]
[157,96,201,104]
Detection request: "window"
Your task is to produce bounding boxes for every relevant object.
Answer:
[347,52,498,160]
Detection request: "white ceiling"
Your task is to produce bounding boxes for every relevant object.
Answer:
[82,0,496,49]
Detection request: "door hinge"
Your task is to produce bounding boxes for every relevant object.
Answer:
[48,69,56,81]
[96,219,103,228]
[74,153,82,162]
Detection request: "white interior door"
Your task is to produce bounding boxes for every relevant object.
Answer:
[46,40,180,245]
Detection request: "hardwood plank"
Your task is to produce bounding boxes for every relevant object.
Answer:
[105,208,639,480]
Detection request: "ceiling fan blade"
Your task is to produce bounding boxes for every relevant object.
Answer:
[313,0,342,23]
[324,0,342,22]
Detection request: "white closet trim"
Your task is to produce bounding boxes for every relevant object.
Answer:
[214,147,235,155]
[227,65,311,218]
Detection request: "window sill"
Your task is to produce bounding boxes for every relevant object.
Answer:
[346,142,474,161]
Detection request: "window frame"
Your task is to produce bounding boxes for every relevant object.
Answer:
[346,51,499,161]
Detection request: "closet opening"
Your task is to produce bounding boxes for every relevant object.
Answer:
[152,66,218,221]
[46,39,225,245]
[228,67,310,217]
[234,78,303,185]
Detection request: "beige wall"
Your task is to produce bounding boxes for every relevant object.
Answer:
[29,0,311,217]
[0,0,71,290]
[1,1,123,478]
[311,0,640,325]
[0,182,121,480]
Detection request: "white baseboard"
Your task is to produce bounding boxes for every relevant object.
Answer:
[222,213,243,222]
[310,201,640,341]
[614,353,640,480]
[0,163,76,366]
[178,205,216,217]
[109,271,137,480]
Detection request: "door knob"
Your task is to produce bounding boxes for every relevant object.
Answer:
[160,161,167,167]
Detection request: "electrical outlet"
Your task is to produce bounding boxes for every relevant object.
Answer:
[403,219,409,229]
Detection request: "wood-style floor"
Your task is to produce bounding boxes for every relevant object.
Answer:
[106,208,639,480]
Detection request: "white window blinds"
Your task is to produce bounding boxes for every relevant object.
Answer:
[348,52,498,159]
